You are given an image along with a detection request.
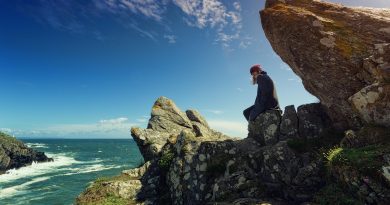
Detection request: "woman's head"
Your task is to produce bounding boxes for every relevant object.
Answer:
[250,64,262,75]
[250,64,262,84]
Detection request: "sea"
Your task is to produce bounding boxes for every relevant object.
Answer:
[0,138,144,205]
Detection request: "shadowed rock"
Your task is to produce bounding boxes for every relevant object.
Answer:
[297,103,332,139]
[280,105,299,140]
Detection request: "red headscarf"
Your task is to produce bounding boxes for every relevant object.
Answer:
[250,64,262,74]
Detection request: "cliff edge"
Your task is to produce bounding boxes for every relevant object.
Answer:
[0,132,53,175]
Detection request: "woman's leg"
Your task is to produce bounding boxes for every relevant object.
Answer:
[243,105,254,121]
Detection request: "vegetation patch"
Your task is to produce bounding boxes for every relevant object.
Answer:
[287,128,344,154]
[158,150,174,170]
[0,131,24,146]
[77,174,139,205]
[313,183,364,205]
[325,144,390,179]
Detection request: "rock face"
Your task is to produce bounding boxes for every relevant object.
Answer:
[261,0,390,130]
[0,132,53,174]
[77,97,338,205]
[297,103,332,139]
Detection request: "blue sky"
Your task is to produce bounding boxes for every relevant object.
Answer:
[0,0,389,138]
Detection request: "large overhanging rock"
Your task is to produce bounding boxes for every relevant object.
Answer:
[261,0,390,129]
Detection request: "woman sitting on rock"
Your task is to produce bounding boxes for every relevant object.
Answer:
[243,64,281,122]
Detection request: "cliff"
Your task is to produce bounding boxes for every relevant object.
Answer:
[0,132,53,174]
[77,96,390,205]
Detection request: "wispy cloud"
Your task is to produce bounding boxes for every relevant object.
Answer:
[173,0,245,49]
[0,128,13,133]
[208,119,247,138]
[239,36,253,49]
[164,34,177,43]
[136,115,150,123]
[96,0,167,21]
[236,87,243,92]
[3,117,138,138]
[288,78,302,83]
[204,109,224,115]
[16,0,248,49]
[280,62,292,71]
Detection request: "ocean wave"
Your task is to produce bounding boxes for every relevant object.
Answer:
[82,158,104,164]
[25,143,49,149]
[0,176,51,200]
[0,153,80,183]
[62,164,123,176]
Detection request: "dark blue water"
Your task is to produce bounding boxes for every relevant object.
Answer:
[0,139,144,205]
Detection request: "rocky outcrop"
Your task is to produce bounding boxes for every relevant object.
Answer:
[261,0,390,130]
[0,132,53,174]
[76,97,337,205]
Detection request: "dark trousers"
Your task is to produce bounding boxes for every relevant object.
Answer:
[243,105,254,121]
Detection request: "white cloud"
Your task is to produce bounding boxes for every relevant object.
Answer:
[208,120,247,138]
[98,0,167,21]
[233,2,241,11]
[236,88,243,92]
[288,78,302,83]
[0,128,12,133]
[280,62,292,71]
[7,117,138,138]
[239,36,253,49]
[204,109,224,115]
[22,0,248,50]
[136,118,148,123]
[173,0,243,49]
[99,117,128,124]
[164,34,177,43]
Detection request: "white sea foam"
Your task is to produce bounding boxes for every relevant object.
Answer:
[25,143,49,149]
[0,176,51,199]
[83,158,104,164]
[62,164,122,176]
[0,153,80,183]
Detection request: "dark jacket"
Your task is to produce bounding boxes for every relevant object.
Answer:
[249,71,280,121]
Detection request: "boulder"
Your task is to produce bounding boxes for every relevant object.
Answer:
[131,127,172,162]
[147,96,193,134]
[349,83,390,127]
[248,110,282,146]
[261,0,390,129]
[279,105,300,140]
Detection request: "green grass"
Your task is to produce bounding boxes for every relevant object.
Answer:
[91,194,129,205]
[77,174,140,205]
[325,144,390,178]
[313,183,364,205]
